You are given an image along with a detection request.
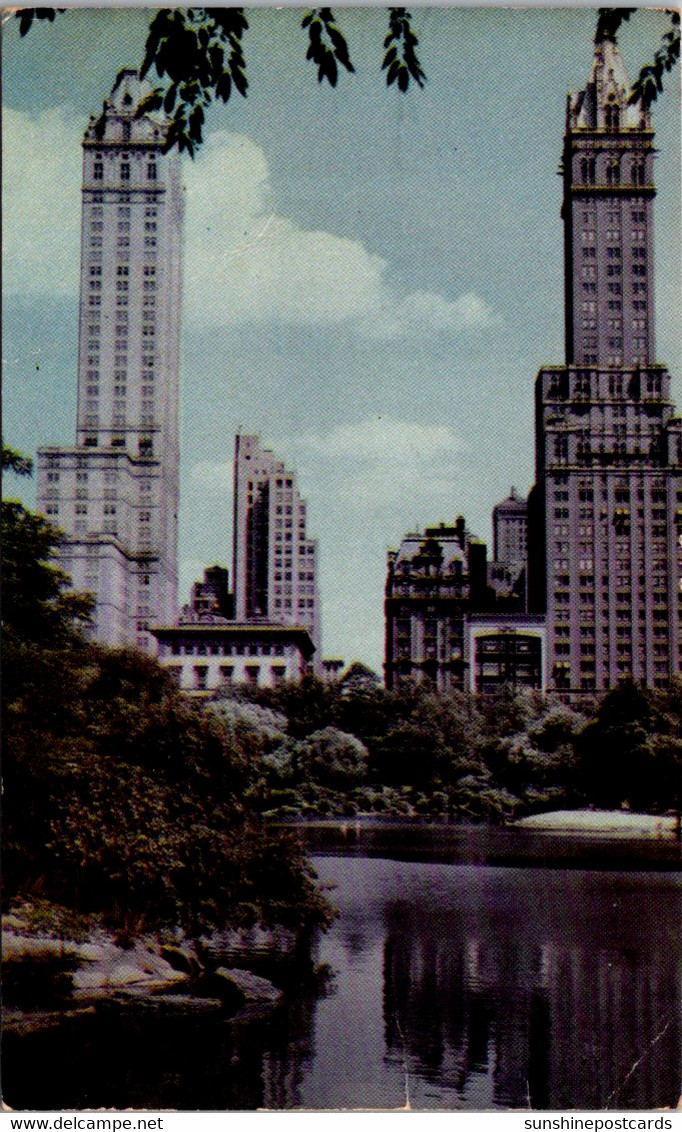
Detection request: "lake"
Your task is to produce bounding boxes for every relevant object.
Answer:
[4,822,681,1110]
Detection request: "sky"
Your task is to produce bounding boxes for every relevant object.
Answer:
[3,6,681,673]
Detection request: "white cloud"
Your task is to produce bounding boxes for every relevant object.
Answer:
[189,418,467,515]
[185,131,498,338]
[189,459,233,498]
[3,108,498,338]
[276,416,468,518]
[3,106,82,296]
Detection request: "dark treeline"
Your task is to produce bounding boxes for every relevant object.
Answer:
[235,662,682,820]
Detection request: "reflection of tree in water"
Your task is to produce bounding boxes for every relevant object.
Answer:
[380,895,681,1109]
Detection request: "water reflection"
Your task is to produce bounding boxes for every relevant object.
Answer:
[306,859,682,1110]
[4,844,681,1110]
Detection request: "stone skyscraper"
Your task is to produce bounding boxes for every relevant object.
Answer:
[528,36,682,693]
[36,71,183,652]
[233,434,321,666]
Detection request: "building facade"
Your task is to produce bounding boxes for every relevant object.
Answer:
[528,36,682,694]
[233,434,321,666]
[466,613,547,694]
[153,621,315,694]
[36,71,183,652]
[384,519,490,691]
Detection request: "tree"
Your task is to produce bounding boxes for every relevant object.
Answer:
[595,7,680,109]
[575,680,666,811]
[2,451,332,942]
[2,447,94,714]
[297,726,369,788]
[15,7,678,155]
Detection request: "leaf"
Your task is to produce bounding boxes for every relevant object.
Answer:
[216,72,232,103]
[232,66,248,98]
[135,88,164,118]
[382,45,398,70]
[164,83,178,113]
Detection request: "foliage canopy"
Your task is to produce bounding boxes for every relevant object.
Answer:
[14,7,679,155]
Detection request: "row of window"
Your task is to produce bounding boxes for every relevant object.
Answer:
[168,640,287,657]
[578,158,647,185]
[93,160,157,182]
[171,664,290,690]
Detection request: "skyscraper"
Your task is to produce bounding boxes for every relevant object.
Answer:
[36,71,183,653]
[528,35,682,693]
[232,434,321,665]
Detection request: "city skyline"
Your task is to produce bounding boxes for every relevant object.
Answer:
[4,8,681,672]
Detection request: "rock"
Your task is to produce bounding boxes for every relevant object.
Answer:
[2,934,81,962]
[96,992,224,1015]
[159,944,200,976]
[72,941,187,992]
[3,1006,97,1034]
[214,967,282,1005]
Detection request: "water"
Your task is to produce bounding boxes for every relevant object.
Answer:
[4,823,681,1110]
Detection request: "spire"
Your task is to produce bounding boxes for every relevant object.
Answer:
[567,38,649,131]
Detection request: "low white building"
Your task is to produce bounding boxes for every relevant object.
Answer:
[151,616,315,695]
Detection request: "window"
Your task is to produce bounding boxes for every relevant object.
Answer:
[580,157,596,184]
[147,163,157,181]
[120,162,130,181]
[606,161,620,186]
[605,103,620,130]
[93,162,103,180]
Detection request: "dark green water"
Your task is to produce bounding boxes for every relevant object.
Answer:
[4,823,681,1110]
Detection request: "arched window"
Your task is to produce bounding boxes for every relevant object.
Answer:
[605,103,620,130]
[580,157,596,184]
[632,161,646,186]
[606,161,620,186]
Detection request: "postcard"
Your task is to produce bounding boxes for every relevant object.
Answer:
[3,5,681,1114]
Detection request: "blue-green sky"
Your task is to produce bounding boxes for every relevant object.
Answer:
[4,6,681,671]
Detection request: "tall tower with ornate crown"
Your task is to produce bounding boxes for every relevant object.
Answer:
[528,34,682,694]
[36,70,183,652]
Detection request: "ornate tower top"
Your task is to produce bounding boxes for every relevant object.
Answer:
[567,37,651,133]
[561,36,657,368]
[84,69,167,147]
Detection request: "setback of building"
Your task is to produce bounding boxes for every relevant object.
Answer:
[153,435,322,690]
[36,71,182,654]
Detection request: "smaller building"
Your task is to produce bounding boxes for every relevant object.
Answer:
[152,563,314,693]
[321,658,345,681]
[152,621,315,694]
[466,613,547,694]
[185,565,234,621]
[492,487,528,574]
[385,518,490,691]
